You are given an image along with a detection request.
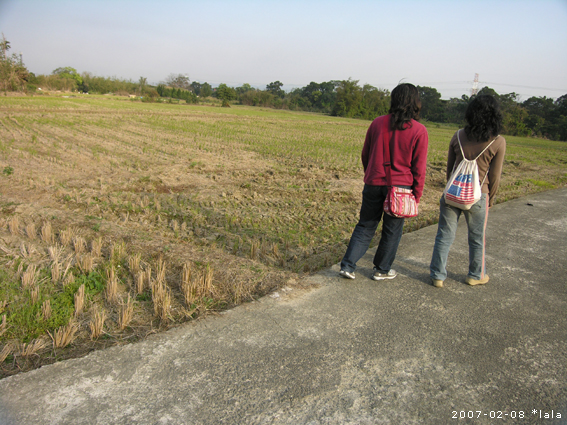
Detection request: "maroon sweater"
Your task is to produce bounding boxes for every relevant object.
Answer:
[362,114,429,203]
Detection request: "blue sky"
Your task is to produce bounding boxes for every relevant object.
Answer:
[1,0,566,100]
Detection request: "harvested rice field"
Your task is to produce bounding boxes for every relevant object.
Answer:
[1,93,566,377]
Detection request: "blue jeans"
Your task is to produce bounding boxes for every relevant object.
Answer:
[341,184,406,273]
[430,194,489,281]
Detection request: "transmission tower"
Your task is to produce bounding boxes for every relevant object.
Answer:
[471,73,479,96]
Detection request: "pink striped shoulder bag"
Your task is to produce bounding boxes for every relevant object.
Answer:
[383,130,419,218]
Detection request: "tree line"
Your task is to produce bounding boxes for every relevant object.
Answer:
[418,86,567,141]
[1,35,566,141]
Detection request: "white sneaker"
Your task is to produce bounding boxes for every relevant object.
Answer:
[339,270,355,280]
[372,269,397,280]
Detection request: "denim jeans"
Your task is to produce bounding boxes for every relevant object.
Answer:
[430,193,489,281]
[340,184,406,273]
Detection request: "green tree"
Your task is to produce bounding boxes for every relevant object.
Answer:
[360,85,389,120]
[236,83,253,95]
[138,77,147,95]
[499,92,530,136]
[297,81,338,113]
[239,89,276,107]
[444,95,469,125]
[418,86,445,122]
[190,81,202,95]
[215,83,237,106]
[523,96,555,137]
[200,82,212,98]
[183,89,198,104]
[52,66,83,90]
[266,81,284,98]
[332,79,363,118]
[0,34,30,91]
[550,94,567,140]
[555,94,567,117]
[476,86,499,98]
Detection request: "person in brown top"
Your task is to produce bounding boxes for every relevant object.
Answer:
[430,95,506,287]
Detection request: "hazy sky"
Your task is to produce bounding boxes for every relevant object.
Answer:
[1,0,566,100]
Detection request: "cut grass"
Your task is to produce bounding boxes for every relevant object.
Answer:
[1,94,566,377]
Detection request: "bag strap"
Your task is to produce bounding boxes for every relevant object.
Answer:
[457,129,498,161]
[383,126,395,187]
[456,129,499,185]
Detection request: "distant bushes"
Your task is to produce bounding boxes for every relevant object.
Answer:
[156,84,198,104]
[0,35,29,91]
[240,89,279,107]
[81,73,139,94]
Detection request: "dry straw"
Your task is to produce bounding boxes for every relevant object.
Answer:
[73,236,86,254]
[51,260,61,283]
[76,253,95,274]
[105,266,118,304]
[19,242,32,259]
[30,285,39,304]
[62,271,75,286]
[181,262,194,306]
[156,257,166,284]
[21,264,38,289]
[0,314,6,337]
[272,242,280,258]
[0,342,13,363]
[128,253,141,277]
[135,270,145,294]
[143,266,152,293]
[74,284,85,317]
[152,281,171,322]
[0,243,13,257]
[61,258,73,282]
[25,222,36,240]
[118,294,134,330]
[16,262,25,279]
[202,264,214,297]
[151,261,171,322]
[48,320,79,349]
[40,221,54,244]
[89,306,106,339]
[48,244,63,262]
[42,299,52,321]
[90,237,103,258]
[110,241,126,264]
[20,337,49,357]
[59,227,77,247]
[250,241,259,260]
[8,216,20,236]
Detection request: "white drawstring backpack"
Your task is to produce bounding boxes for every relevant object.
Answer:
[443,130,497,210]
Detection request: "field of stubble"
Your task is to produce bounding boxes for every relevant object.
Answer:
[1,94,566,377]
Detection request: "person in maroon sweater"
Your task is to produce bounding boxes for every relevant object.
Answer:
[340,83,429,281]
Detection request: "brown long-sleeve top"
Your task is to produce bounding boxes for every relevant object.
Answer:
[447,129,506,207]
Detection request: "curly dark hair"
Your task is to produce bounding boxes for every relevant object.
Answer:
[389,83,421,130]
[464,95,503,142]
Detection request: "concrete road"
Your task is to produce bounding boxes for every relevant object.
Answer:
[1,189,566,424]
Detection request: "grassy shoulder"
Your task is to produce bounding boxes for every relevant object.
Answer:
[1,94,566,377]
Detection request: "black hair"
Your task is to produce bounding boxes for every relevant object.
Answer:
[464,95,503,142]
[389,83,421,130]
